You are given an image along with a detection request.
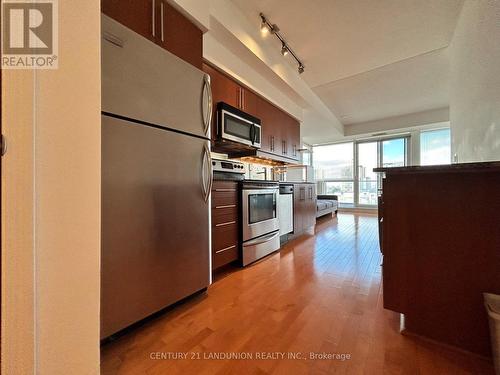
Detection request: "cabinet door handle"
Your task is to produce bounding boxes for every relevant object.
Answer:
[152,0,156,38]
[214,188,236,192]
[242,89,245,110]
[271,136,274,151]
[215,204,236,209]
[160,1,165,42]
[215,245,236,254]
[215,221,236,227]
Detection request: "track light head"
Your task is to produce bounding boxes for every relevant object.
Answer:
[260,13,269,34]
[281,44,289,56]
[260,22,268,35]
[298,65,305,74]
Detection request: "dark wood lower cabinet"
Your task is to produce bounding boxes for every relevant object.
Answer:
[376,162,500,357]
[292,183,316,237]
[211,181,239,270]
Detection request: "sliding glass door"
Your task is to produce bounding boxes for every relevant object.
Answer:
[382,138,406,168]
[355,137,408,206]
[314,136,408,208]
[313,142,354,204]
[356,142,379,206]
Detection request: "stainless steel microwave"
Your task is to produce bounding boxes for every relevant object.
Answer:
[217,102,261,148]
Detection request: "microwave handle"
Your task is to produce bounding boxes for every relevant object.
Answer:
[250,123,256,145]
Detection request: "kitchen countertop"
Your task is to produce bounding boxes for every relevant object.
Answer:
[282,181,316,184]
[374,161,500,175]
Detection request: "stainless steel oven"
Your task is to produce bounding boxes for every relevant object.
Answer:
[218,102,261,148]
[241,180,280,265]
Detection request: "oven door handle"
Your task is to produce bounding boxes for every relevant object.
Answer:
[243,231,279,247]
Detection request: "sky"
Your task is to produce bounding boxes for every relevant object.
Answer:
[420,129,451,165]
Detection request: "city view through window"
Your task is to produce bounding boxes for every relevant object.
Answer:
[314,143,355,204]
[313,130,451,207]
[313,138,408,206]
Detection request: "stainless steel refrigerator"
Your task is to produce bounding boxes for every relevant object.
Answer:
[101,15,213,339]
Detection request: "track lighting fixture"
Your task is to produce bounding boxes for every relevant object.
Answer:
[259,12,304,74]
[260,19,268,34]
[281,44,289,56]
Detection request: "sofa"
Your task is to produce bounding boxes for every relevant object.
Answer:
[316,195,339,218]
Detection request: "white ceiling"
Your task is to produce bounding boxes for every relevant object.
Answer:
[314,47,450,124]
[231,0,464,139]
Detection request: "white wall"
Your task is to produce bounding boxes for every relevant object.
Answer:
[343,107,449,138]
[2,0,101,374]
[449,0,500,162]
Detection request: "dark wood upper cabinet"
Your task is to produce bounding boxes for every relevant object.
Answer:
[102,0,154,40]
[202,62,301,161]
[256,96,278,153]
[102,0,202,69]
[257,97,299,161]
[157,1,202,69]
[241,88,258,118]
[202,63,240,109]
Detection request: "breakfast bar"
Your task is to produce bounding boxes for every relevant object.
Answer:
[374,162,500,357]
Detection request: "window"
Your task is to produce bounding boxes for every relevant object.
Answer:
[357,142,378,205]
[382,138,406,168]
[301,144,312,166]
[313,142,354,204]
[313,142,354,180]
[314,137,409,208]
[320,182,354,204]
[420,128,451,165]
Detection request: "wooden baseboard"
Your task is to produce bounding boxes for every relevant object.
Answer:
[401,328,494,363]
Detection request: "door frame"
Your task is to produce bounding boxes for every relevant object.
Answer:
[354,136,410,207]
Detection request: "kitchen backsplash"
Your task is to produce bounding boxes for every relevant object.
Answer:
[242,161,274,180]
[210,152,277,181]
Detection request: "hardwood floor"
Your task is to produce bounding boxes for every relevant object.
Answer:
[101,213,494,374]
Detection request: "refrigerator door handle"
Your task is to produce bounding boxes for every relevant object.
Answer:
[201,143,212,202]
[202,74,213,138]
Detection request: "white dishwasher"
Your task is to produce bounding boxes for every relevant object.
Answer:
[278,184,294,236]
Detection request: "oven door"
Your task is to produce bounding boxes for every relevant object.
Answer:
[242,188,280,241]
[220,109,260,148]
